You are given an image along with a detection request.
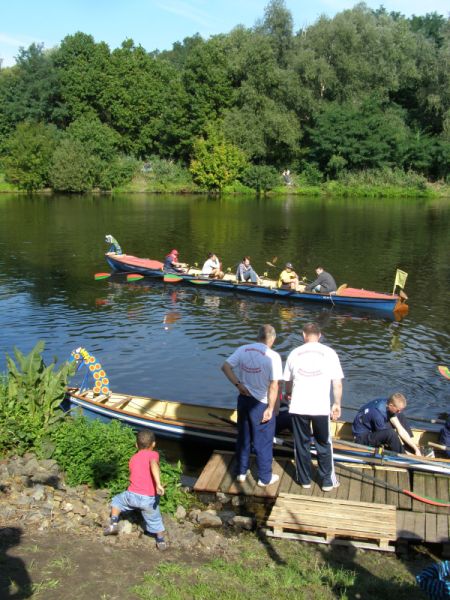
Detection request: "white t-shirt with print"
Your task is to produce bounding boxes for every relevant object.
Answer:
[226,342,283,403]
[283,341,344,415]
[202,258,219,275]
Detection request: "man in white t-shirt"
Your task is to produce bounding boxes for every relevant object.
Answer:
[201,253,224,279]
[283,322,344,491]
[222,325,283,487]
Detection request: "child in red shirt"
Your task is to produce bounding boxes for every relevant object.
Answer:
[104,430,166,549]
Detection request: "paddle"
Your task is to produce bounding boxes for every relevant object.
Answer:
[438,365,450,380]
[190,279,210,285]
[341,404,445,426]
[94,272,144,282]
[163,274,183,283]
[208,413,450,507]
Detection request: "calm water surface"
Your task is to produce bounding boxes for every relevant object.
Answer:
[0,193,448,428]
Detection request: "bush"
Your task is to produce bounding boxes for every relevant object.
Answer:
[0,341,75,455]
[51,415,190,512]
[50,138,93,192]
[240,165,280,193]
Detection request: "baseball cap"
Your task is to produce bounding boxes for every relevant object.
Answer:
[285,262,293,269]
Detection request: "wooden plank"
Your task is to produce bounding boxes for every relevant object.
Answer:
[385,470,399,507]
[397,470,412,510]
[397,510,423,541]
[436,475,450,512]
[227,456,258,495]
[347,468,362,503]
[218,454,238,492]
[424,473,438,514]
[252,459,284,498]
[279,460,295,494]
[264,529,395,552]
[360,466,375,504]
[425,513,438,543]
[194,451,233,492]
[412,473,426,512]
[436,514,449,543]
[373,467,387,505]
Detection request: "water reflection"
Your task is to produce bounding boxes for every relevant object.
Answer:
[0,194,448,421]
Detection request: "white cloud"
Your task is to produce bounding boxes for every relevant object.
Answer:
[154,0,218,29]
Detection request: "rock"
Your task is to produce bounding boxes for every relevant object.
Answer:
[216,492,231,504]
[188,508,201,523]
[177,530,198,550]
[197,511,223,528]
[31,485,46,502]
[118,520,134,535]
[199,529,228,550]
[231,516,254,530]
[231,496,245,507]
[70,499,88,516]
[218,510,236,525]
[175,505,187,520]
[22,457,41,476]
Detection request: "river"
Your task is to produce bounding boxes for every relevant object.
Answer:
[0,193,448,427]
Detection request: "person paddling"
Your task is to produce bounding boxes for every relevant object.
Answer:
[163,249,186,274]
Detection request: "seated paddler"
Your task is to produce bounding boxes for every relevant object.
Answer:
[301,266,337,294]
[163,249,186,274]
[277,263,299,291]
[352,393,422,456]
[236,256,259,284]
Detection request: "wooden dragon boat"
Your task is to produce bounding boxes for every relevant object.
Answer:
[102,236,409,315]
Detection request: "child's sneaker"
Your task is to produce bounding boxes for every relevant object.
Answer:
[156,537,167,551]
[103,523,119,536]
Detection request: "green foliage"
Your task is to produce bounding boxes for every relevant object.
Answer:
[51,416,190,512]
[297,163,323,185]
[0,341,75,455]
[49,137,93,192]
[190,126,248,191]
[2,121,59,191]
[240,164,280,193]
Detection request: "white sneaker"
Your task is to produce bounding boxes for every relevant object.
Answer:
[257,473,279,487]
[301,483,311,489]
[236,470,250,482]
[322,481,340,492]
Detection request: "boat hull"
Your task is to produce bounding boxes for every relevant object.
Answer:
[105,253,404,313]
[65,389,449,475]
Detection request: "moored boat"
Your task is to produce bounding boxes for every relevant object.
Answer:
[103,236,408,314]
[65,387,450,476]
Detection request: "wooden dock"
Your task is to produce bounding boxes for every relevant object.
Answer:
[194,451,450,548]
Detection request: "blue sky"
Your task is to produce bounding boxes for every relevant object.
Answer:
[1,0,448,68]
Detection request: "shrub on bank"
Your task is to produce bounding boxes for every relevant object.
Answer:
[51,415,190,512]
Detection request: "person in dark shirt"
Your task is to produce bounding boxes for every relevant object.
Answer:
[163,249,185,274]
[352,393,421,455]
[305,266,337,293]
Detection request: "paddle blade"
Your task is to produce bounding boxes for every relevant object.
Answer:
[94,272,111,280]
[190,279,210,285]
[438,365,450,380]
[126,274,144,282]
[164,274,182,283]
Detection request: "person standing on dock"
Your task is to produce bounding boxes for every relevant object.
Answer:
[352,394,422,456]
[283,322,343,492]
[221,324,282,487]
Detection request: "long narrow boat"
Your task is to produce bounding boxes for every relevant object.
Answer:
[65,387,450,476]
[103,236,408,315]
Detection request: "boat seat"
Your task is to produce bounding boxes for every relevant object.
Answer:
[336,283,348,295]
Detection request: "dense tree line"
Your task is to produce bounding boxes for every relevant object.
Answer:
[0,1,448,191]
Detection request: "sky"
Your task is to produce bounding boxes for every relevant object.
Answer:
[1,0,449,68]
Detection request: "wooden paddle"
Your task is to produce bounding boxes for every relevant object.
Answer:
[94,272,144,282]
[438,365,450,380]
[163,274,183,283]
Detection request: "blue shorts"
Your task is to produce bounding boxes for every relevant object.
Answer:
[111,491,164,534]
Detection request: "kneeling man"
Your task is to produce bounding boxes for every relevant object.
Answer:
[352,393,421,456]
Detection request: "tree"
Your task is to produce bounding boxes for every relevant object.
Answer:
[240,164,280,193]
[49,138,93,192]
[190,125,248,190]
[2,121,59,191]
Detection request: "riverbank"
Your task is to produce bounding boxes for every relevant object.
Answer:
[1,170,449,198]
[0,453,440,599]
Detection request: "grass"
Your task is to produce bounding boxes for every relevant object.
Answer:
[132,535,424,600]
[0,172,19,192]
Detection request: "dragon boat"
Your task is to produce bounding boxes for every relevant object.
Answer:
[67,348,449,477]
[102,235,409,315]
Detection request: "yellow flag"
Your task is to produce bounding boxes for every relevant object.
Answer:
[393,269,408,294]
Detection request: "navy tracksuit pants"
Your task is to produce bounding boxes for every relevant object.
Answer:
[292,414,335,487]
[236,394,275,484]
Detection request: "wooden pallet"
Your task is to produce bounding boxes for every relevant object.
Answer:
[266,492,397,552]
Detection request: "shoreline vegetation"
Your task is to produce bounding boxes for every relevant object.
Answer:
[1,169,449,199]
[0,2,448,197]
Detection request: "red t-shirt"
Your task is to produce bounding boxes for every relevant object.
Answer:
[127,449,159,496]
